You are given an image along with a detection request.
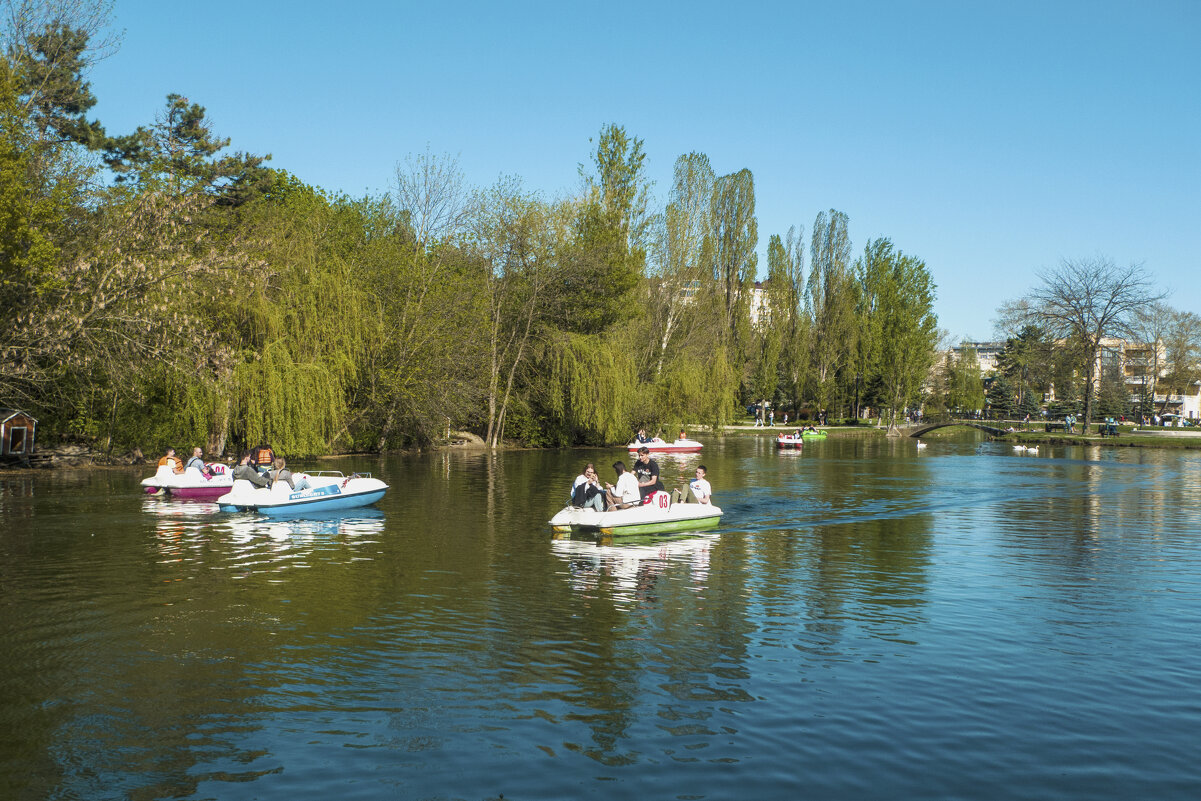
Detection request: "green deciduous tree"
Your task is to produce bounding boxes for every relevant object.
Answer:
[943,344,985,416]
[561,123,649,334]
[870,240,938,431]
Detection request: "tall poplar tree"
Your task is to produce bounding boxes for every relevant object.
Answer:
[646,151,714,379]
[708,168,756,356]
[806,209,855,416]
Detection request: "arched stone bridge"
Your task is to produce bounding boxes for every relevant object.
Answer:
[904,421,1010,438]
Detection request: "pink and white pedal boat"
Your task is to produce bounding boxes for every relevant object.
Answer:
[626,436,703,454]
[141,463,233,499]
[775,434,804,449]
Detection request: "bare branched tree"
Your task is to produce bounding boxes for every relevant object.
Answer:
[393,148,468,247]
[1006,256,1166,427]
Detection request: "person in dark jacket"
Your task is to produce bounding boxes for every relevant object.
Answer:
[232,451,271,489]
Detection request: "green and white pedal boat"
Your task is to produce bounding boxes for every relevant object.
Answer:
[549,493,723,537]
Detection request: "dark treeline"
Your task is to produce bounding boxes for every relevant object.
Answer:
[0,6,940,456]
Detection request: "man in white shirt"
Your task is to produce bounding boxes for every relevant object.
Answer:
[605,461,641,510]
[689,465,712,504]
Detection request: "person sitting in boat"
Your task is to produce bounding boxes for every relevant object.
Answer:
[185,446,214,476]
[604,461,640,510]
[634,428,652,444]
[633,446,664,501]
[268,457,311,493]
[689,465,712,505]
[157,447,185,474]
[232,451,272,489]
[678,430,687,440]
[250,443,275,475]
[570,463,605,512]
[804,425,818,433]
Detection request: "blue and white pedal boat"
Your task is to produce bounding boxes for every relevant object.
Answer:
[216,471,388,517]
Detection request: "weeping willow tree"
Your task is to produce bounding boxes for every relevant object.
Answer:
[180,176,378,455]
[542,332,638,445]
[653,345,739,431]
[227,340,345,455]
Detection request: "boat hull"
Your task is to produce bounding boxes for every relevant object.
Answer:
[169,485,233,500]
[776,437,803,448]
[216,475,388,517]
[141,464,233,498]
[550,501,722,536]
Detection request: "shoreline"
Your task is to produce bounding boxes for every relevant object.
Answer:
[6,423,1200,472]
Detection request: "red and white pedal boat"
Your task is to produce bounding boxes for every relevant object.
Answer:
[141,463,233,499]
[626,436,703,454]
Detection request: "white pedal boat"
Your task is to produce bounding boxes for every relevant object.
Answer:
[775,434,803,449]
[626,436,703,454]
[550,493,722,536]
[216,471,388,517]
[141,463,233,499]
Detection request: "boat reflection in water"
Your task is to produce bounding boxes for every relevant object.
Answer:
[141,495,223,517]
[550,532,717,607]
[215,508,387,541]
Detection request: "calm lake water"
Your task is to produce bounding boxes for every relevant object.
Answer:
[3,434,1201,800]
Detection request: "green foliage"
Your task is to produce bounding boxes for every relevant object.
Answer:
[709,168,757,355]
[996,325,1052,409]
[104,93,269,203]
[942,345,985,414]
[228,341,345,456]
[986,376,1016,418]
[4,26,962,454]
[805,209,856,412]
[543,332,638,445]
[654,347,739,431]
[8,22,105,147]
[559,124,650,335]
[0,59,63,301]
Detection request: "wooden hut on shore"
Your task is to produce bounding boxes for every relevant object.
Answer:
[1,409,38,466]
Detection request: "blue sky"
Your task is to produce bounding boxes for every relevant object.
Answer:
[88,0,1199,343]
